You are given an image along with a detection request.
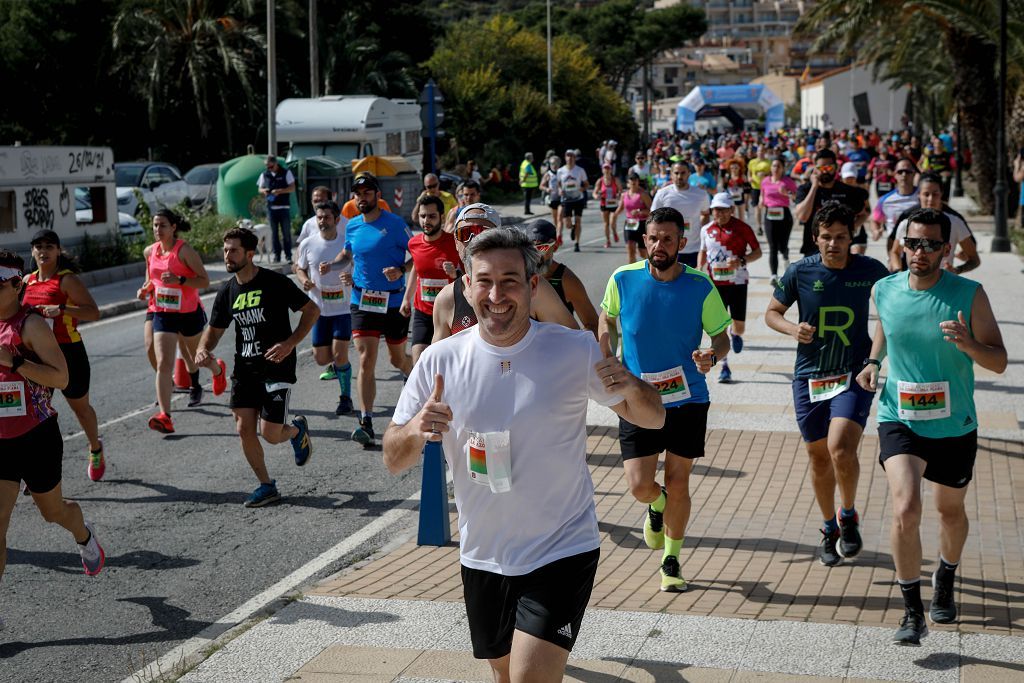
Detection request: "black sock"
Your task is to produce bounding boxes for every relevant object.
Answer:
[189,371,201,389]
[898,579,924,614]
[936,556,958,583]
[77,531,92,547]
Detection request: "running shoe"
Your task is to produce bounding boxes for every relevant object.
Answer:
[836,510,863,559]
[731,334,744,354]
[212,359,228,396]
[319,365,338,381]
[336,395,353,416]
[659,556,688,592]
[613,231,620,243]
[78,521,105,576]
[291,416,312,466]
[87,440,105,482]
[929,571,957,624]
[643,488,666,550]
[352,417,375,447]
[188,385,204,407]
[893,609,928,645]
[819,527,841,567]
[573,243,581,252]
[147,412,175,434]
[244,480,281,508]
[604,240,611,248]
[717,362,733,384]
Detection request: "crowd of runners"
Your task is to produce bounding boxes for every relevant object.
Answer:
[0,126,1008,672]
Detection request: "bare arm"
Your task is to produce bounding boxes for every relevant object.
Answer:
[532,278,579,329]
[0,315,68,390]
[176,243,211,290]
[793,178,817,223]
[383,374,451,474]
[594,332,664,429]
[855,291,887,391]
[431,283,455,343]
[953,237,980,275]
[765,297,816,343]
[562,269,599,337]
[941,286,1007,373]
[195,325,228,367]
[56,273,99,322]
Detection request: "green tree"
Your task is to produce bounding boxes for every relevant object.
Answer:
[427,15,636,169]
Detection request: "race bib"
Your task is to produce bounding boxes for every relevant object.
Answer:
[729,186,743,199]
[155,286,182,311]
[808,373,851,403]
[641,366,691,405]
[419,278,448,303]
[624,218,639,231]
[358,289,389,314]
[711,263,736,282]
[897,381,951,421]
[320,285,346,303]
[877,181,893,193]
[562,179,581,198]
[766,207,784,221]
[467,430,511,493]
[0,380,27,417]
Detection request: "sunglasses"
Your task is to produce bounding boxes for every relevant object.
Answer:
[903,237,945,253]
[424,184,439,190]
[533,241,556,253]
[454,224,488,243]
[895,169,915,175]
[0,275,22,288]
[817,164,837,173]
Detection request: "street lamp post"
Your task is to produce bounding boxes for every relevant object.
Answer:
[309,0,319,98]
[993,0,1010,252]
[546,0,552,105]
[954,105,964,197]
[267,0,277,155]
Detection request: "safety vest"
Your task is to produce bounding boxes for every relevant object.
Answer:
[519,160,539,188]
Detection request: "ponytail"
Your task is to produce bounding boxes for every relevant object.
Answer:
[154,208,192,234]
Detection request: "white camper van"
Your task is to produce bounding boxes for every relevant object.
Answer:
[0,146,121,252]
[276,96,423,170]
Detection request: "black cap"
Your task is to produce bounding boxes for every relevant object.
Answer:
[30,229,60,246]
[352,174,379,191]
[524,219,556,243]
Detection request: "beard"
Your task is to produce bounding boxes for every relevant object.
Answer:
[819,173,835,184]
[421,220,441,236]
[648,252,676,271]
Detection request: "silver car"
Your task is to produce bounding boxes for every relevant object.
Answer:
[184,163,220,209]
[115,162,191,216]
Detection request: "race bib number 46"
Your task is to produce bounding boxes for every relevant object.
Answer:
[0,381,27,417]
[897,381,951,421]
[641,366,691,404]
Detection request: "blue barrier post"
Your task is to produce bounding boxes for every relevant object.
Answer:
[417,441,451,546]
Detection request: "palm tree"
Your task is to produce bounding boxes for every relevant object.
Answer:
[112,0,264,153]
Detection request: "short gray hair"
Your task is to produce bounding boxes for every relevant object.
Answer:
[464,225,540,280]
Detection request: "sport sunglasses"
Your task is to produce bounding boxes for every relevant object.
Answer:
[903,237,945,253]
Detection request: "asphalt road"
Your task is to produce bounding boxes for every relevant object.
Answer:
[0,213,630,683]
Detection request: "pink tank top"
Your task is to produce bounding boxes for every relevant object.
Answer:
[0,306,56,439]
[148,239,200,314]
[621,191,649,220]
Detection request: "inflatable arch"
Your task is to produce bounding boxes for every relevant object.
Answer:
[675,85,784,133]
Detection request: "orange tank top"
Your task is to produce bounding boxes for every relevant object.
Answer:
[22,269,81,344]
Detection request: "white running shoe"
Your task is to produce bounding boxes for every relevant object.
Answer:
[78,521,106,576]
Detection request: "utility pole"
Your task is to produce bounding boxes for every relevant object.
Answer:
[954,105,964,197]
[546,0,553,105]
[267,0,277,154]
[993,0,1011,251]
[309,0,319,98]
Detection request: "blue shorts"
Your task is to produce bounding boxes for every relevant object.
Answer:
[152,308,207,337]
[311,313,352,348]
[792,375,875,443]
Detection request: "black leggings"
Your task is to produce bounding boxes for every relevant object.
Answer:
[764,208,794,275]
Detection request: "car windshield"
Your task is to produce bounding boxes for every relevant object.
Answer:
[185,166,218,185]
[74,187,90,210]
[116,164,146,186]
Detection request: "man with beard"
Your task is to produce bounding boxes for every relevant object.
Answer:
[401,195,461,365]
[444,180,482,232]
[888,172,980,275]
[196,228,318,507]
[322,175,413,448]
[794,150,869,257]
[857,208,1005,645]
[599,207,732,593]
[384,226,664,683]
[765,202,888,567]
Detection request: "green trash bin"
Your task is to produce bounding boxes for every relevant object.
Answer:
[217,154,298,220]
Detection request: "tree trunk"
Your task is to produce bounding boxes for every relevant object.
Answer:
[945,28,997,213]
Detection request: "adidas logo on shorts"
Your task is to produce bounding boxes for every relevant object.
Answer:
[557,623,573,639]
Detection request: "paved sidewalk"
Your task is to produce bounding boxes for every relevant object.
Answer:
[173,205,1024,682]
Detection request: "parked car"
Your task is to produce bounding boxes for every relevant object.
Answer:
[184,162,220,209]
[75,188,144,238]
[115,162,191,216]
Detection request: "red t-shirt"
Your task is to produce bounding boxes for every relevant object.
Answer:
[407,231,460,315]
[699,217,760,286]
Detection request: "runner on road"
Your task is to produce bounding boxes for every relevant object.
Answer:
[766,201,889,567]
[613,173,653,264]
[600,207,731,593]
[856,207,1006,645]
[0,250,105,610]
[594,164,621,248]
[794,150,869,258]
[523,219,599,337]
[870,158,918,246]
[384,226,664,682]
[295,200,354,417]
[697,193,761,384]
[759,157,798,288]
[22,230,105,481]
[196,228,317,508]
[651,163,710,268]
[296,186,339,247]
[747,146,772,234]
[444,180,482,233]
[557,150,590,252]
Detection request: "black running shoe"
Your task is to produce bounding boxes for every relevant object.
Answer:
[335,395,353,416]
[187,385,204,407]
[352,417,375,447]
[929,571,957,624]
[893,609,928,645]
[819,527,841,567]
[836,510,862,559]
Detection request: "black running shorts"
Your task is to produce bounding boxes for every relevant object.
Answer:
[715,284,748,322]
[59,341,91,400]
[410,308,434,347]
[229,376,292,425]
[350,304,410,344]
[619,402,710,460]
[878,422,978,488]
[461,548,599,660]
[0,417,63,494]
[561,199,585,218]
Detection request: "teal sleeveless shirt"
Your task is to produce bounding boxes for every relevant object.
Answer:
[876,270,980,438]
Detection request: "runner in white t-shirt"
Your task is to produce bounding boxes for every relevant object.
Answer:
[295,186,342,246]
[556,150,590,252]
[650,162,710,268]
[384,226,664,682]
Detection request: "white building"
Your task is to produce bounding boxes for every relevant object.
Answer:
[800,64,909,131]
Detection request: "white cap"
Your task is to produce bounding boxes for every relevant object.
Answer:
[840,161,859,179]
[456,202,501,228]
[710,192,733,209]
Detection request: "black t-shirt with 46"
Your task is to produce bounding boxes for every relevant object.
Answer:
[210,268,310,384]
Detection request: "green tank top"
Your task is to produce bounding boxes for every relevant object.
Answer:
[876,271,979,437]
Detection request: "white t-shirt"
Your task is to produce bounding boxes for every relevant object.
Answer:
[392,321,623,576]
[651,185,711,254]
[295,230,352,316]
[557,166,588,202]
[297,214,348,245]
[893,211,972,270]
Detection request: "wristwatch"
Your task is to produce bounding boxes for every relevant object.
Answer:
[179,275,187,285]
[11,356,24,373]
[863,358,881,368]
[710,353,718,367]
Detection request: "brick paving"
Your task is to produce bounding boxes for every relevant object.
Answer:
[313,428,1024,638]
